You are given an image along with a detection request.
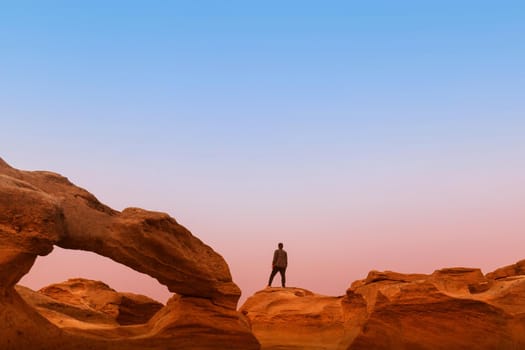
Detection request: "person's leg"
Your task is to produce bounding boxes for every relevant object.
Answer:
[279,267,286,288]
[268,267,278,286]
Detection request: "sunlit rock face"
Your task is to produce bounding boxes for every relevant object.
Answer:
[241,265,525,350]
[0,158,260,350]
[344,268,525,350]
[240,287,345,350]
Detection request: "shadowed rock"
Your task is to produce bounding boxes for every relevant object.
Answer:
[18,278,164,326]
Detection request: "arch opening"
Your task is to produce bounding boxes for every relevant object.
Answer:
[18,246,170,328]
[20,246,172,303]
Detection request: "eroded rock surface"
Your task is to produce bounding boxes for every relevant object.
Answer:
[344,268,525,350]
[240,288,345,350]
[242,263,525,350]
[18,278,163,327]
[486,259,525,280]
[0,158,259,349]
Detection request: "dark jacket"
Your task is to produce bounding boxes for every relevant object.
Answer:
[272,248,288,268]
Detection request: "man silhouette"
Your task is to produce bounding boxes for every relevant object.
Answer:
[267,242,287,288]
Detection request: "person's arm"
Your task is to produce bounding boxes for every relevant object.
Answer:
[272,250,278,267]
[284,251,288,268]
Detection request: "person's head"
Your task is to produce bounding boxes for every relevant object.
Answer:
[278,242,283,249]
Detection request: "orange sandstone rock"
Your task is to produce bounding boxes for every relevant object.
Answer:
[0,157,259,350]
[242,263,525,350]
[24,278,163,326]
[486,259,525,280]
[240,287,345,350]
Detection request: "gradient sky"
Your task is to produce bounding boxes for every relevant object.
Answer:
[2,1,525,305]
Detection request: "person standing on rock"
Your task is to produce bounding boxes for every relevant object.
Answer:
[267,242,287,288]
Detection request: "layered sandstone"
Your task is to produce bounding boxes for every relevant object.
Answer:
[0,158,259,349]
[242,263,525,350]
[344,267,525,349]
[240,288,345,349]
[17,278,163,327]
[486,259,525,280]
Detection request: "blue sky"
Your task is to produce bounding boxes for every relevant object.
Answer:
[2,1,524,186]
[3,1,525,302]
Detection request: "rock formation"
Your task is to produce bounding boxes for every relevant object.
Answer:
[17,278,163,327]
[4,156,524,349]
[241,262,525,350]
[486,259,525,280]
[240,288,345,349]
[0,157,259,349]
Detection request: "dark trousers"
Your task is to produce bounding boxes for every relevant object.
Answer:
[268,266,286,287]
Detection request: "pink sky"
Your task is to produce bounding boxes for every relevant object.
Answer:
[19,161,525,305]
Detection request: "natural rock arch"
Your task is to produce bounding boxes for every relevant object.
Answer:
[0,158,259,349]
